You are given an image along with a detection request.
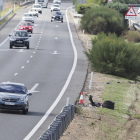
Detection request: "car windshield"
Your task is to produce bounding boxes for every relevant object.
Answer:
[0,84,26,94]
[53,5,59,7]
[33,5,41,8]
[12,31,28,37]
[38,0,44,1]
[21,23,32,26]
[24,14,33,17]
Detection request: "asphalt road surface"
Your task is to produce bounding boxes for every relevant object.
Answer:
[0,3,88,140]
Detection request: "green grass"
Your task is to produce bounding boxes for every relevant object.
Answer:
[95,77,140,139]
[88,34,97,40]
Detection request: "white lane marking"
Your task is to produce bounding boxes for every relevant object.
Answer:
[55,25,59,27]
[33,52,35,53]
[28,83,39,93]
[52,51,59,54]
[21,66,25,69]
[30,56,33,58]
[14,73,18,76]
[0,37,9,47]
[27,60,29,63]
[23,7,78,140]
[54,37,58,39]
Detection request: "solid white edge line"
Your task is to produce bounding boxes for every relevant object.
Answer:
[23,7,77,140]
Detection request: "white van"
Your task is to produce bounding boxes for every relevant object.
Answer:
[36,0,48,8]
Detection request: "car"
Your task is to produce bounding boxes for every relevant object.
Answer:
[19,22,33,33]
[51,4,60,12]
[22,13,34,23]
[53,1,60,4]
[51,11,63,22]
[28,9,39,17]
[0,82,32,114]
[53,0,61,4]
[32,4,42,14]
[9,30,31,49]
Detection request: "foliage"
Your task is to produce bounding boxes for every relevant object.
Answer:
[86,0,106,5]
[80,7,127,36]
[86,33,140,79]
[76,3,99,14]
[124,31,140,43]
[105,2,129,16]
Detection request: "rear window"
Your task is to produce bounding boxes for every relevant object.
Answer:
[21,23,32,26]
[0,84,26,94]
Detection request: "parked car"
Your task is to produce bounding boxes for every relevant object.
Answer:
[9,30,31,49]
[51,4,60,12]
[0,82,32,114]
[28,9,39,17]
[51,11,63,22]
[32,4,42,14]
[22,13,34,23]
[19,21,33,33]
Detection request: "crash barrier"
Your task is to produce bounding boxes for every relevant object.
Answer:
[20,0,35,7]
[126,4,140,7]
[133,23,140,31]
[39,104,75,140]
[0,9,13,22]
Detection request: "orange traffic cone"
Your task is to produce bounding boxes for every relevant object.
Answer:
[79,91,83,104]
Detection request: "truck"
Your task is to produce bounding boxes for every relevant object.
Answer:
[35,0,48,8]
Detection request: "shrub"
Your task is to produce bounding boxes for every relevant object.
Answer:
[80,7,127,36]
[105,2,128,16]
[76,3,92,14]
[124,31,140,43]
[86,33,140,79]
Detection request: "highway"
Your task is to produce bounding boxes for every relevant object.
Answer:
[0,3,88,140]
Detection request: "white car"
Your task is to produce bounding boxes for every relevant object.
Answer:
[51,4,60,12]
[28,9,39,17]
[53,0,61,4]
[22,13,34,23]
[32,4,42,14]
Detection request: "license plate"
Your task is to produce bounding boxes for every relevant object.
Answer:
[17,41,23,43]
[4,102,15,105]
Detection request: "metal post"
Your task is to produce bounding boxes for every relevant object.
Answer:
[83,30,84,39]
[78,20,79,28]
[14,1,15,11]
[89,72,93,89]
[87,38,89,47]
[90,43,92,49]
[66,97,70,106]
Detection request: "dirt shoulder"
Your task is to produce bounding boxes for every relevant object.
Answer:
[60,9,140,140]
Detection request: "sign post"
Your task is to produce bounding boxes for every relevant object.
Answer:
[107,0,113,3]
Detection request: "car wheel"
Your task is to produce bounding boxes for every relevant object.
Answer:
[61,20,63,23]
[10,45,12,49]
[22,108,28,114]
[27,45,29,49]
[51,10,52,12]
[37,15,38,17]
[51,20,52,22]
[31,31,33,33]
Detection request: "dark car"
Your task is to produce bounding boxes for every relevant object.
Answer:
[51,11,63,22]
[9,30,31,49]
[0,82,32,114]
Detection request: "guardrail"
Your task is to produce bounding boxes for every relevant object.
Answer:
[0,9,13,22]
[38,104,75,140]
[20,0,35,7]
[126,4,140,7]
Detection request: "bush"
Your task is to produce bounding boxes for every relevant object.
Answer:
[113,0,140,4]
[86,33,140,79]
[76,3,92,14]
[105,2,128,16]
[124,31,140,43]
[80,7,127,36]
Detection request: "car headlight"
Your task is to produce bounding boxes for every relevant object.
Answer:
[20,27,24,29]
[19,97,25,102]
[10,38,16,41]
[29,27,32,29]
[25,39,29,41]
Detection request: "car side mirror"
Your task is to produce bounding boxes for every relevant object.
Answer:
[9,35,11,37]
[29,35,31,37]
[28,93,32,96]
